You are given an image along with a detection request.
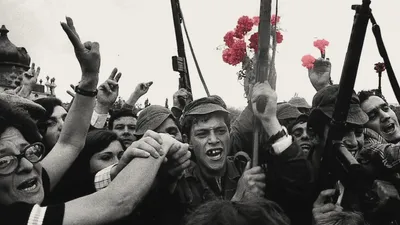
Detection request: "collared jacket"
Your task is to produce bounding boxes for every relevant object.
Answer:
[176,157,241,214]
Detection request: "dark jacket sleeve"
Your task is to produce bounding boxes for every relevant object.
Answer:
[2,203,65,225]
[262,138,315,225]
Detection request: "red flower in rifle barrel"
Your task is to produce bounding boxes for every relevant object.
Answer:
[374,62,386,73]
[271,14,281,25]
[313,39,329,56]
[224,31,235,48]
[276,31,283,44]
[301,54,316,69]
[249,33,258,52]
[234,16,254,39]
[222,40,247,66]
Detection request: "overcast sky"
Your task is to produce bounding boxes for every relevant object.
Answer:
[1,0,399,108]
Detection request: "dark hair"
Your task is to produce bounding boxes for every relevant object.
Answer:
[0,99,42,144]
[46,129,124,204]
[184,198,290,225]
[279,118,297,131]
[307,109,330,139]
[358,89,387,105]
[316,211,365,225]
[181,111,230,139]
[108,109,137,130]
[84,129,125,157]
[288,116,308,134]
[34,97,64,136]
[34,97,63,120]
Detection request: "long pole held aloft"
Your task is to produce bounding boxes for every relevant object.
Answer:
[252,0,273,167]
[171,0,192,95]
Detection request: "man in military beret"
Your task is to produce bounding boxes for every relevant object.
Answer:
[178,82,313,225]
[178,94,266,213]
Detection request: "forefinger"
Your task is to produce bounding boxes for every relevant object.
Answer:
[61,18,84,50]
[35,67,41,77]
[109,68,118,80]
[115,72,122,82]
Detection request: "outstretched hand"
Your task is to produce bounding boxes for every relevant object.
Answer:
[308,58,331,92]
[249,81,278,122]
[61,17,100,90]
[22,63,40,88]
[173,88,193,109]
[134,81,153,97]
[7,63,40,98]
[312,189,343,224]
[232,162,266,201]
[96,68,122,110]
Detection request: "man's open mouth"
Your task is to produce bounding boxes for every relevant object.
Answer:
[206,148,223,161]
[382,123,396,135]
[17,178,39,192]
[300,143,311,151]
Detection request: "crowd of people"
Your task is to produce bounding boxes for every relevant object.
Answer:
[0,16,399,225]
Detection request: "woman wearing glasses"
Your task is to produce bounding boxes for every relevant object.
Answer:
[0,98,182,224]
[0,17,188,225]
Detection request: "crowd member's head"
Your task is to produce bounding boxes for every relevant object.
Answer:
[181,95,230,178]
[85,129,125,173]
[308,85,367,159]
[288,96,311,114]
[358,90,400,143]
[48,129,125,203]
[34,97,67,151]
[288,114,313,157]
[0,99,45,205]
[184,198,290,225]
[135,105,182,141]
[108,109,137,148]
[277,102,302,129]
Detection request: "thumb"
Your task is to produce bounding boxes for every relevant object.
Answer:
[91,42,100,53]
[314,189,336,207]
[245,161,251,171]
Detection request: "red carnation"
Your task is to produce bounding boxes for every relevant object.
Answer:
[276,31,283,44]
[271,14,281,25]
[253,16,260,26]
[301,54,316,69]
[313,39,329,58]
[224,31,235,48]
[234,16,254,38]
[222,40,247,66]
[249,33,258,52]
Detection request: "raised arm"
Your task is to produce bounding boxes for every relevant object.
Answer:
[123,81,153,109]
[63,132,186,225]
[41,17,100,190]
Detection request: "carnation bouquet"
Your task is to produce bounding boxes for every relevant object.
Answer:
[219,15,284,87]
[301,39,330,69]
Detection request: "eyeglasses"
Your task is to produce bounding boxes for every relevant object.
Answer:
[0,142,45,175]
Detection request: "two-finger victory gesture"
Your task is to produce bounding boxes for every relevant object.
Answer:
[61,17,100,91]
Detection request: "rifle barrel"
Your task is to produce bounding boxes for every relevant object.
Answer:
[321,0,371,188]
[171,0,192,93]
